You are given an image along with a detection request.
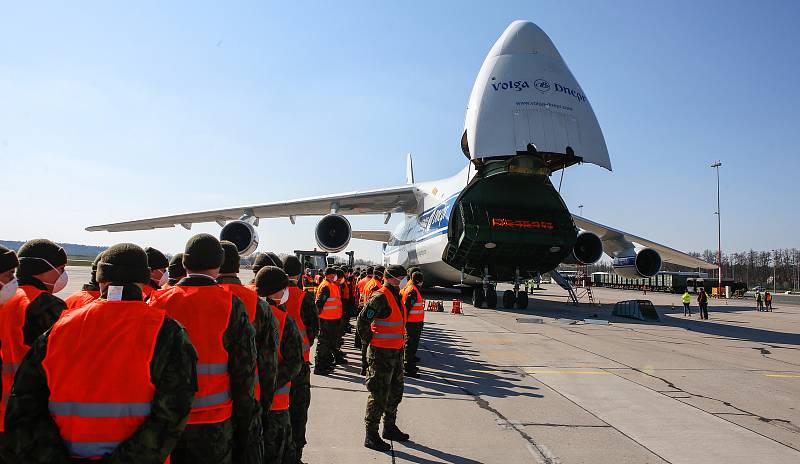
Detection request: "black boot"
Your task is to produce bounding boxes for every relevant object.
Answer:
[334,353,349,365]
[314,365,332,375]
[354,337,362,349]
[365,428,391,452]
[382,423,410,442]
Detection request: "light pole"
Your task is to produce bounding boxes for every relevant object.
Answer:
[711,161,722,296]
[578,204,584,216]
[772,249,777,294]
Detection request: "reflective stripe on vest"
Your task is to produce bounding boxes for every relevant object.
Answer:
[285,286,311,362]
[42,300,164,459]
[150,285,233,424]
[271,305,292,410]
[401,284,425,322]
[0,285,46,431]
[370,287,406,349]
[315,280,342,320]
[218,283,262,400]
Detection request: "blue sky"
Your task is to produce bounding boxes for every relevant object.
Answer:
[1,1,798,261]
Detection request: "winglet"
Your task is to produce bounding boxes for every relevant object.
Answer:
[406,153,414,184]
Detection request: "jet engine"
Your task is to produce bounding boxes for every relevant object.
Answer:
[315,214,351,253]
[219,220,259,256]
[565,231,603,265]
[612,248,662,278]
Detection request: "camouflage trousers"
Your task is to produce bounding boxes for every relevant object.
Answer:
[171,420,233,464]
[404,321,423,369]
[315,318,339,369]
[264,410,294,464]
[289,362,312,455]
[364,345,405,431]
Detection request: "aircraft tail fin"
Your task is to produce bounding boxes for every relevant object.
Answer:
[406,152,414,184]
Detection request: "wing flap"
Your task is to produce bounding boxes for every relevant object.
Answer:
[352,230,392,242]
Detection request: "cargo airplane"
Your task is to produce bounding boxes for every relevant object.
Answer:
[88,20,715,309]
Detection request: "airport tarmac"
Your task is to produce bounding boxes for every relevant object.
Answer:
[57,267,800,463]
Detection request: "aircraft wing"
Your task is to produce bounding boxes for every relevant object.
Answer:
[572,214,716,270]
[86,186,418,232]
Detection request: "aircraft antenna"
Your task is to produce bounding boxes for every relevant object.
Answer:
[557,167,566,193]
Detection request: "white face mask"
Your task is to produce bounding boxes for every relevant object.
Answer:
[0,278,18,304]
[21,256,68,293]
[155,269,169,287]
[399,278,408,288]
[278,287,289,305]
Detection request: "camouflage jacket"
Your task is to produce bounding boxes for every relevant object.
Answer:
[5,284,198,464]
[217,275,280,411]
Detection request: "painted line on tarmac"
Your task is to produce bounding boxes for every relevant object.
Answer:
[525,369,610,375]
[764,374,800,378]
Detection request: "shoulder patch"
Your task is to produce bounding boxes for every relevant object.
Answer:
[366,308,375,319]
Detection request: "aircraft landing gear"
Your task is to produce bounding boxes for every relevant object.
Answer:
[472,286,485,308]
[485,285,497,308]
[502,290,516,308]
[516,291,529,309]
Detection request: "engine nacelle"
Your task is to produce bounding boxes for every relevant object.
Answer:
[220,220,259,256]
[315,214,351,253]
[563,231,603,265]
[612,248,662,278]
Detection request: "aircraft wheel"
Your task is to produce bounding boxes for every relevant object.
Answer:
[485,286,497,308]
[502,290,516,308]
[472,286,485,308]
[516,291,529,309]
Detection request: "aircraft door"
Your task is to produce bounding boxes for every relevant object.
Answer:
[513,108,582,156]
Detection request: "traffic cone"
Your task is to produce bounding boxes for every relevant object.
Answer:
[451,299,462,315]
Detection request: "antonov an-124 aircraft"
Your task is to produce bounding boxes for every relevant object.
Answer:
[88,20,715,308]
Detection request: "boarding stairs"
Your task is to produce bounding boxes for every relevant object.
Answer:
[550,270,579,305]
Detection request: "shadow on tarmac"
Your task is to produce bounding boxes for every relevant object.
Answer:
[393,441,485,464]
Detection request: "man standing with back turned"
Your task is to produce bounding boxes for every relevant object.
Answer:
[149,234,262,464]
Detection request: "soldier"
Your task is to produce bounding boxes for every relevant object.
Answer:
[357,265,410,452]
[149,234,262,464]
[0,239,68,459]
[6,243,198,463]
[314,267,342,375]
[255,266,304,464]
[282,256,319,462]
[142,246,169,300]
[0,245,18,305]
[63,252,104,310]
[248,253,279,290]
[166,252,187,287]
[401,271,425,378]
[358,266,384,375]
[217,241,280,413]
[333,268,349,365]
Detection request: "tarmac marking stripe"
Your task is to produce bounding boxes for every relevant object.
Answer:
[764,374,800,378]
[525,369,610,375]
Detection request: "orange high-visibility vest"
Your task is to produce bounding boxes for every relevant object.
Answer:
[341,280,351,300]
[369,286,405,350]
[285,286,311,362]
[64,289,101,310]
[42,300,164,459]
[219,283,261,401]
[141,284,158,301]
[0,285,46,431]
[401,284,425,323]
[270,305,291,411]
[362,278,382,304]
[150,285,233,424]
[315,280,342,320]
[356,277,370,305]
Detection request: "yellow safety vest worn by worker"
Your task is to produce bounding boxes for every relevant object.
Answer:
[681,292,691,304]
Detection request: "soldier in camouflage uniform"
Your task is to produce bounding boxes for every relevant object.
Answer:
[5,243,199,463]
[282,255,320,463]
[217,241,280,412]
[256,266,304,464]
[357,265,410,452]
[149,234,263,464]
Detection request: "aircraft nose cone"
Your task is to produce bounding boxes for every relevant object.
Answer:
[488,20,560,59]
